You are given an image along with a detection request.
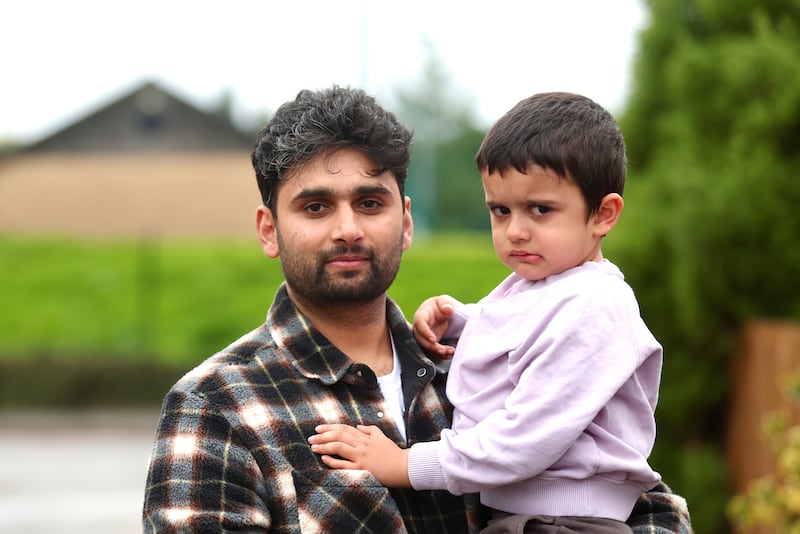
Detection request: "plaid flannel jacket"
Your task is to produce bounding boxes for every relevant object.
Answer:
[143,284,484,533]
[630,482,693,533]
[143,283,693,533]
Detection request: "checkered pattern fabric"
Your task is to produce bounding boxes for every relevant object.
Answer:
[143,283,483,533]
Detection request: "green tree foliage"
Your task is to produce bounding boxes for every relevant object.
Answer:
[392,39,489,231]
[610,1,800,531]
[433,127,489,230]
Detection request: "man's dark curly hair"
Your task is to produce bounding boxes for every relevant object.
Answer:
[251,86,413,211]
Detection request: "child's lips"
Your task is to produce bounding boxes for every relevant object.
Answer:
[510,250,542,263]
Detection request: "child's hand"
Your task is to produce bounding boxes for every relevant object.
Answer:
[309,424,411,487]
[412,296,456,357]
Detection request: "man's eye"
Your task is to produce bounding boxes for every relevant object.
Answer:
[360,199,382,210]
[305,203,327,214]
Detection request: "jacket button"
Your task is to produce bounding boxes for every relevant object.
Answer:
[416,368,427,378]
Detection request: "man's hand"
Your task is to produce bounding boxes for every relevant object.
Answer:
[413,296,455,357]
[309,424,411,487]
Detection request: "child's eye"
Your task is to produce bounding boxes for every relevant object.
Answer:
[490,206,510,216]
[532,205,551,216]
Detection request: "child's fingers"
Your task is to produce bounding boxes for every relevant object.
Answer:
[413,328,455,356]
[310,439,361,462]
[436,299,454,316]
[319,454,357,470]
[356,425,392,439]
[416,323,435,342]
[313,423,359,436]
[433,342,455,357]
[309,424,362,446]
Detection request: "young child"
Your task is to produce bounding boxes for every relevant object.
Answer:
[310,92,663,533]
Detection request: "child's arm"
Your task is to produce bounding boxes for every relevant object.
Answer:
[309,424,412,487]
[412,295,458,356]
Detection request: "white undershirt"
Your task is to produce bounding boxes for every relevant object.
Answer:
[377,335,406,441]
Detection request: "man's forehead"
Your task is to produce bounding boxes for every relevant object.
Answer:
[278,150,399,200]
[295,147,377,176]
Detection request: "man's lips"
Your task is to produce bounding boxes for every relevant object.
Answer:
[326,255,370,268]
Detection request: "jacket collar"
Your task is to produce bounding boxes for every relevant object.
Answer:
[265,283,448,384]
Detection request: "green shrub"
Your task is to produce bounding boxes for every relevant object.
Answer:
[0,354,188,407]
[0,233,508,364]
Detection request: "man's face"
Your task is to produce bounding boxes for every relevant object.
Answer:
[256,147,413,305]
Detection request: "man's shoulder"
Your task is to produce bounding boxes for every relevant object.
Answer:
[169,323,284,396]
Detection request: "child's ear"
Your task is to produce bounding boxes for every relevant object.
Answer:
[592,193,624,237]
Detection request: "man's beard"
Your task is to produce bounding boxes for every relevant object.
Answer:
[278,238,403,304]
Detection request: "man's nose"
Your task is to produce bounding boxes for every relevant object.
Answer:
[332,207,365,243]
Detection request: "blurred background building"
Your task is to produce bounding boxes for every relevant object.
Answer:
[0,82,256,238]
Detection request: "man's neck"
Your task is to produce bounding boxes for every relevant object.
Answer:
[288,290,394,374]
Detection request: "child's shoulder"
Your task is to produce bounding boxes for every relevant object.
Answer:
[557,262,640,316]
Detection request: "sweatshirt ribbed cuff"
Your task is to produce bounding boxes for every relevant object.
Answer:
[407,441,447,491]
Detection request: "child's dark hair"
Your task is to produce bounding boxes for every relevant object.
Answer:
[475,92,626,217]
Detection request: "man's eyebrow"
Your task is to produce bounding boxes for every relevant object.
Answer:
[353,184,394,196]
[290,184,394,203]
[290,187,335,203]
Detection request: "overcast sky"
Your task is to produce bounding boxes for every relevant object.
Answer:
[1,0,648,143]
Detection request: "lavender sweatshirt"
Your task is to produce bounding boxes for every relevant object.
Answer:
[408,260,662,521]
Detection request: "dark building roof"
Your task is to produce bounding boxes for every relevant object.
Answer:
[26,81,253,153]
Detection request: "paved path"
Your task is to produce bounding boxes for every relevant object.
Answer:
[0,410,160,534]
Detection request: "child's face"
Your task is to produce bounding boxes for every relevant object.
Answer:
[482,164,606,281]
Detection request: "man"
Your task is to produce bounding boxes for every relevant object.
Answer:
[142,86,692,533]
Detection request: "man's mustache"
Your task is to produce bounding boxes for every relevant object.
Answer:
[320,245,374,263]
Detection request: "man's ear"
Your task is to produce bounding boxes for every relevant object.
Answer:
[592,193,624,237]
[402,196,414,251]
[256,205,280,258]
